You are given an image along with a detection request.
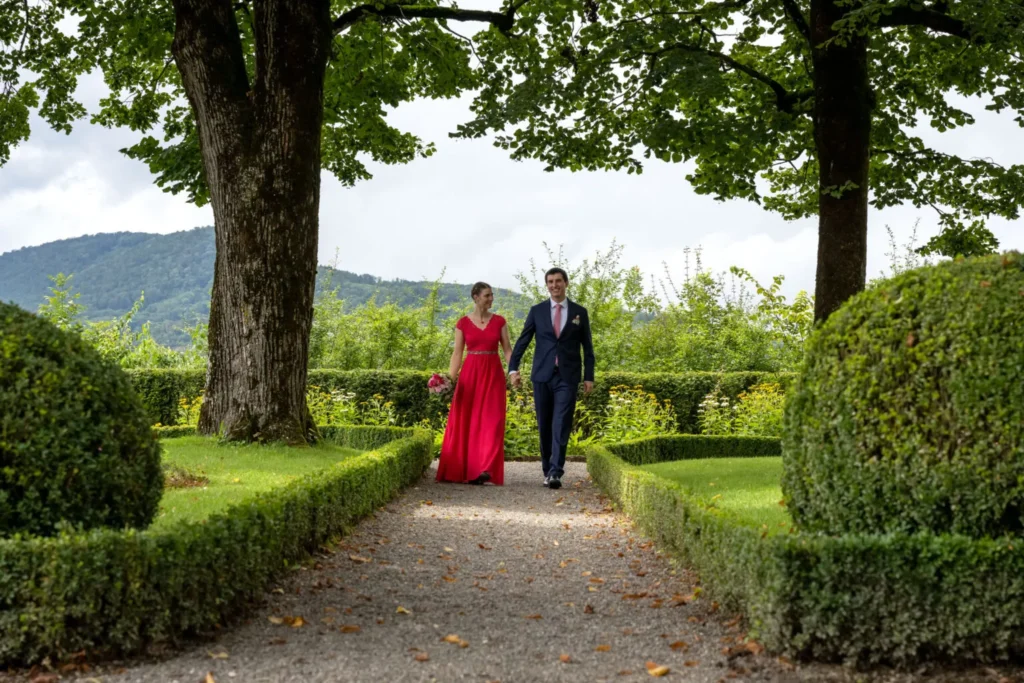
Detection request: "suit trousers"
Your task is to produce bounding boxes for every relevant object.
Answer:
[533,367,577,479]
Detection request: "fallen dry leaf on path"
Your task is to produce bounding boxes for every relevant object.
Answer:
[595,644,611,652]
[583,604,595,614]
[396,606,411,614]
[414,652,430,662]
[267,616,284,625]
[524,614,543,619]
[669,640,689,651]
[442,634,469,647]
[340,625,361,633]
[559,654,572,664]
[349,554,372,563]
[684,660,699,667]
[478,543,492,550]
[204,674,217,683]
[207,650,229,659]
[646,665,670,677]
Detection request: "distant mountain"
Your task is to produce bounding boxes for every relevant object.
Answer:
[0,227,517,347]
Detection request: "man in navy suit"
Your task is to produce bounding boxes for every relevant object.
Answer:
[509,267,595,490]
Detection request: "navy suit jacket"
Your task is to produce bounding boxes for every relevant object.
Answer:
[509,300,595,386]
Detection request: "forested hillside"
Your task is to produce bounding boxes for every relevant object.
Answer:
[0,227,513,346]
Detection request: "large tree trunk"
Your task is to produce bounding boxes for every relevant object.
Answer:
[172,0,332,443]
[810,0,872,322]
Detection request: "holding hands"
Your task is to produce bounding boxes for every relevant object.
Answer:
[508,371,592,395]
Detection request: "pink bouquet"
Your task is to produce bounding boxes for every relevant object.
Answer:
[427,373,452,395]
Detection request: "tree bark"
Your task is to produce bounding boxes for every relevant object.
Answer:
[172,0,332,443]
[810,0,872,322]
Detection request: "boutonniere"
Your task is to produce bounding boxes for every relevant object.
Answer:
[572,315,581,326]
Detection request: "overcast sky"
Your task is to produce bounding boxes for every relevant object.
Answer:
[0,69,1021,301]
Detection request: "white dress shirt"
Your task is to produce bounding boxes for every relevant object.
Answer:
[550,298,568,335]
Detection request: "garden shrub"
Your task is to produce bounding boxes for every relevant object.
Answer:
[596,385,677,442]
[0,303,163,537]
[783,252,1024,538]
[0,427,432,665]
[589,439,1024,664]
[698,382,785,438]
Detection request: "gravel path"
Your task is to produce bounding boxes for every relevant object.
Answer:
[15,462,1023,683]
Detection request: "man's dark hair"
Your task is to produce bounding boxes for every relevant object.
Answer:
[545,267,569,284]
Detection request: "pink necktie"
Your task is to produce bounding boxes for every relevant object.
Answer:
[554,304,561,367]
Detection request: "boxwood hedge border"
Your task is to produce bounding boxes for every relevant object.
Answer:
[131,369,795,434]
[0,426,432,666]
[587,438,1024,665]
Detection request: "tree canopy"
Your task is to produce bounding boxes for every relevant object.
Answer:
[458,0,1024,253]
[0,0,520,200]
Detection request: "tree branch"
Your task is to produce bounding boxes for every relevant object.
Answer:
[781,0,811,42]
[875,4,974,40]
[648,42,811,113]
[334,2,521,36]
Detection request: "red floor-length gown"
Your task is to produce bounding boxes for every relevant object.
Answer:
[436,315,506,485]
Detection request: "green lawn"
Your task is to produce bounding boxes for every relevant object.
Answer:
[155,437,363,529]
[641,457,793,533]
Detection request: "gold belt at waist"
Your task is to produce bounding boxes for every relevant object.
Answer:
[467,351,498,355]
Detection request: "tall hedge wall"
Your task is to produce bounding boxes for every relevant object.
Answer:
[128,369,795,433]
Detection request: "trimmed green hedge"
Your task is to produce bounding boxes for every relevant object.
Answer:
[126,368,205,426]
[0,426,432,666]
[1,303,163,537]
[784,252,1024,538]
[588,441,1024,664]
[608,434,781,466]
[130,369,795,433]
[151,424,413,450]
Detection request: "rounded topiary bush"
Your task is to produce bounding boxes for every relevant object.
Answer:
[782,252,1024,538]
[0,302,163,537]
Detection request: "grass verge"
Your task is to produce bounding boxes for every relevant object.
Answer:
[641,457,790,532]
[156,437,362,528]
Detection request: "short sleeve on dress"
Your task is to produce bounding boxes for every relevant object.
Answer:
[455,316,465,332]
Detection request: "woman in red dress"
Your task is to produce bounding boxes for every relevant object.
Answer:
[436,282,513,485]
